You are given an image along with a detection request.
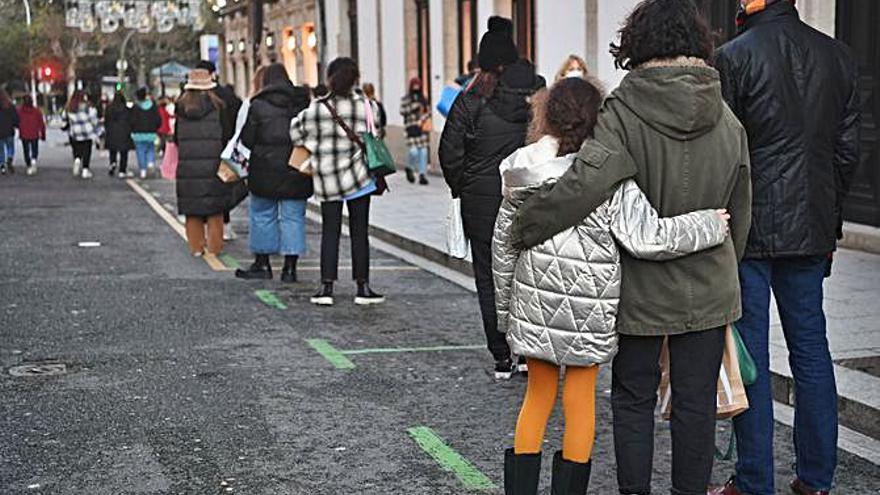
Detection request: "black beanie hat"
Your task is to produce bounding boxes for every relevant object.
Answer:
[478,16,519,72]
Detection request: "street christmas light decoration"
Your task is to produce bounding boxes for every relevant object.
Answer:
[64,0,204,34]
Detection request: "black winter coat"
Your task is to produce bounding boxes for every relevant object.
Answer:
[439,59,544,242]
[0,105,19,138]
[129,101,162,134]
[240,83,313,200]
[714,1,860,258]
[175,93,237,217]
[103,104,134,151]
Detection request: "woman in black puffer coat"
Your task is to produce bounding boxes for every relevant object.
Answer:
[175,68,237,256]
[236,63,313,283]
[103,92,134,177]
[439,16,545,378]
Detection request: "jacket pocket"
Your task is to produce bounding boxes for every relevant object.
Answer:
[578,140,613,169]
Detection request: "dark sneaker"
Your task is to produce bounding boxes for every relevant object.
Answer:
[109,164,117,176]
[405,168,416,183]
[419,174,429,185]
[494,358,516,380]
[516,355,528,373]
[0,165,6,175]
[235,256,272,280]
[354,283,385,305]
[311,283,334,306]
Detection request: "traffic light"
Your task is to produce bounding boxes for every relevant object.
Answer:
[42,66,53,78]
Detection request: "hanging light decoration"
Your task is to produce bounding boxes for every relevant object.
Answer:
[65,0,204,33]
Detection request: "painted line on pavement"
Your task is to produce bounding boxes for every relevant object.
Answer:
[342,344,484,355]
[218,253,242,269]
[211,264,421,273]
[306,339,355,369]
[254,289,287,310]
[407,426,495,490]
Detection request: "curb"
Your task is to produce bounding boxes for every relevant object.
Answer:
[314,202,880,440]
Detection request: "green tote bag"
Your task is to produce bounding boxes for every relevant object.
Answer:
[731,324,758,386]
[362,131,397,177]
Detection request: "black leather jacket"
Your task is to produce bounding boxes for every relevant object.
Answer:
[714,1,860,258]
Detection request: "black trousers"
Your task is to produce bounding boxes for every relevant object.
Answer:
[460,193,509,362]
[109,149,129,173]
[320,195,370,282]
[21,139,39,165]
[612,327,725,495]
[71,140,93,169]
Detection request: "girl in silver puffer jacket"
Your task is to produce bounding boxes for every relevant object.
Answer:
[492,78,730,494]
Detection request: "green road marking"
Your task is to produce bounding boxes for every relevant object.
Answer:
[219,253,241,269]
[254,290,287,310]
[407,426,495,490]
[342,344,485,355]
[306,339,356,369]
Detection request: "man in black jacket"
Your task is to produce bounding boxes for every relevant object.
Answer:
[711,2,860,495]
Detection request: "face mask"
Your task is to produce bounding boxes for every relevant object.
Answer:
[565,70,585,79]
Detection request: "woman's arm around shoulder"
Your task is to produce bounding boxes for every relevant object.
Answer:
[609,180,729,260]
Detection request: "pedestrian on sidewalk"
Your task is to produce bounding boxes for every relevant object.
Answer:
[400,77,430,185]
[235,63,313,283]
[174,69,236,257]
[157,97,174,156]
[129,87,162,179]
[16,95,45,176]
[710,1,861,494]
[508,1,753,493]
[494,76,731,495]
[439,15,545,379]
[104,92,134,178]
[290,56,385,306]
[554,54,590,82]
[62,90,100,180]
[0,88,19,175]
[362,83,386,140]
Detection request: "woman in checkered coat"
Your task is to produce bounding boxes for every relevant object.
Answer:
[399,77,430,185]
[290,57,385,307]
[62,90,101,180]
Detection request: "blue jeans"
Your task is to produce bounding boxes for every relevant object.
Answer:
[0,136,14,163]
[734,256,837,494]
[249,195,307,256]
[407,146,428,175]
[134,141,155,171]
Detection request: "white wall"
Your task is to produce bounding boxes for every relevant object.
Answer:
[357,0,381,94]
[594,0,639,90]
[323,0,342,61]
[535,0,587,82]
[380,0,406,126]
[429,0,447,127]
[476,0,493,42]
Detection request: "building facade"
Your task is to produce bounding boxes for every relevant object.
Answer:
[218,0,878,227]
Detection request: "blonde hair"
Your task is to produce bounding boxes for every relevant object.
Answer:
[554,55,590,82]
[250,66,267,97]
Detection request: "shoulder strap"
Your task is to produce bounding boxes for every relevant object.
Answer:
[321,98,366,154]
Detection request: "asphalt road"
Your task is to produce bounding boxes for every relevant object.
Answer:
[1,144,878,494]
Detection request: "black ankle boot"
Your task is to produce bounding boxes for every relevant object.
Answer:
[354,281,385,305]
[550,451,591,495]
[311,281,334,306]
[281,255,298,283]
[235,254,272,280]
[405,168,415,183]
[504,448,541,495]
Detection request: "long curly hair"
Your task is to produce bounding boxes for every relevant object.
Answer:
[529,78,605,156]
[610,0,714,70]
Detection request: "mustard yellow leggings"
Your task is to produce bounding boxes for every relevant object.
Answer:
[514,358,599,463]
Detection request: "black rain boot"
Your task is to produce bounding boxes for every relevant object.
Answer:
[550,451,591,495]
[504,448,541,495]
[235,254,272,280]
[281,255,298,283]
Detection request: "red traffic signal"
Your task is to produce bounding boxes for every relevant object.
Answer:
[42,66,53,78]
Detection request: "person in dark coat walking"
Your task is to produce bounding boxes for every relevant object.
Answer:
[710,2,861,495]
[104,92,134,178]
[0,88,19,174]
[235,63,313,283]
[129,87,162,179]
[175,69,236,256]
[439,16,545,379]
[16,95,45,176]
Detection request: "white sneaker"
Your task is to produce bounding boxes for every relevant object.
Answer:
[223,224,237,241]
[26,166,36,176]
[139,169,147,180]
[117,172,126,179]
[81,168,93,179]
[147,161,156,170]
[72,158,82,177]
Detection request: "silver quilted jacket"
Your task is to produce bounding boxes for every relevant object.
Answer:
[492,137,729,367]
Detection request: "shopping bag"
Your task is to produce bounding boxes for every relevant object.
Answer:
[446,198,470,259]
[288,146,313,176]
[160,142,179,180]
[216,160,240,183]
[658,325,750,421]
[731,324,757,386]
[363,99,397,177]
[436,85,462,117]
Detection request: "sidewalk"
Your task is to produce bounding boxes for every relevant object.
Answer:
[357,171,880,440]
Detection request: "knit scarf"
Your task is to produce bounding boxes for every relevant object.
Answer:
[736,0,795,28]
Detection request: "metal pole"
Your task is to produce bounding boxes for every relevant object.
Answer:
[22,0,37,106]
[118,30,136,94]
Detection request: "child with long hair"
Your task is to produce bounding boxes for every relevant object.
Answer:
[493,77,731,494]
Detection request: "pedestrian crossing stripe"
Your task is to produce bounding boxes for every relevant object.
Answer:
[306,339,355,369]
[407,426,495,490]
[306,339,484,369]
